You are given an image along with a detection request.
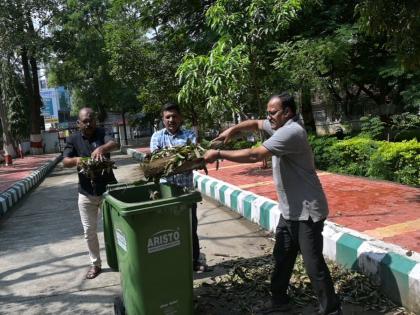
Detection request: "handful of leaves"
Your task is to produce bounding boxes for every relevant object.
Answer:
[140,143,208,181]
[78,157,116,180]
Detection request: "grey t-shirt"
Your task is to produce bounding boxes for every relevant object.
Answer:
[262,117,328,222]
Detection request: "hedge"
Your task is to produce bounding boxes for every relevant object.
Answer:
[308,135,419,186]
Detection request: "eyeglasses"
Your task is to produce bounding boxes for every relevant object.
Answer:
[77,119,95,126]
[266,109,283,117]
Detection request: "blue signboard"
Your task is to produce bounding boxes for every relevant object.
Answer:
[41,97,54,116]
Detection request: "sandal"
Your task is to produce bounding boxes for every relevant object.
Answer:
[86,266,102,279]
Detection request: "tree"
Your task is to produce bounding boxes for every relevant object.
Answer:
[178,0,313,129]
[0,58,19,162]
[104,0,216,130]
[0,0,61,154]
[177,38,250,130]
[356,0,420,70]
[49,0,118,119]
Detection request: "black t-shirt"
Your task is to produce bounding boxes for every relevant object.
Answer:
[63,128,117,196]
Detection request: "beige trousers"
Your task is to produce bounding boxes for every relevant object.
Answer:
[78,193,102,267]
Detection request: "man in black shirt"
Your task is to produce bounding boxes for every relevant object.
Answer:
[63,107,118,279]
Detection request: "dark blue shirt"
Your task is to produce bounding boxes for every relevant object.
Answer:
[63,128,117,196]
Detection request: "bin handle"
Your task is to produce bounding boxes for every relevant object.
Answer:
[119,201,186,217]
[106,181,152,192]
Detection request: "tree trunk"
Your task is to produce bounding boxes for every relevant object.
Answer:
[300,87,316,132]
[121,111,128,146]
[0,91,17,165]
[27,15,43,154]
[21,48,34,105]
[249,47,263,118]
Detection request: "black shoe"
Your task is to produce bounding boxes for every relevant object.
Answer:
[254,300,291,314]
[317,307,343,315]
[193,261,212,272]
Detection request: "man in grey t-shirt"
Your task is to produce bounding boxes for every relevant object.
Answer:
[204,93,341,315]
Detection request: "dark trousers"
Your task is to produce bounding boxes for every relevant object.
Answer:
[191,203,200,263]
[271,216,340,314]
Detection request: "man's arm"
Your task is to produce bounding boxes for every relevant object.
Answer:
[91,140,119,160]
[150,132,160,153]
[213,119,265,144]
[204,145,272,164]
[63,157,81,168]
[62,136,80,168]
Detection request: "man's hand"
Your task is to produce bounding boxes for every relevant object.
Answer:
[91,146,106,161]
[212,127,236,144]
[204,149,220,164]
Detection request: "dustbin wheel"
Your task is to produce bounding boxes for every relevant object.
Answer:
[113,295,125,315]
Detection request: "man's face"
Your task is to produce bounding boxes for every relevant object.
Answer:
[266,98,289,130]
[78,110,97,137]
[162,109,182,134]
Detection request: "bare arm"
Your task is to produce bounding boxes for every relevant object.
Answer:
[213,119,265,144]
[62,140,118,167]
[204,145,272,164]
[91,140,119,160]
[62,157,81,168]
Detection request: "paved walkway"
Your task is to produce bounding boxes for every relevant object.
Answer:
[0,154,59,193]
[204,159,420,253]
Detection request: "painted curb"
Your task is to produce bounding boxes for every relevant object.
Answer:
[0,155,63,218]
[125,148,420,313]
[193,172,420,314]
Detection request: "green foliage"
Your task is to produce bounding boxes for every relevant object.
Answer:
[307,134,337,170]
[39,0,420,136]
[309,135,419,186]
[359,115,385,140]
[0,59,30,141]
[274,25,355,88]
[356,0,420,70]
[368,140,420,186]
[232,140,254,150]
[391,112,420,131]
[328,137,378,176]
[177,38,250,117]
[390,112,420,141]
[49,0,141,118]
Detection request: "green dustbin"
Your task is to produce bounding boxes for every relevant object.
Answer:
[102,182,202,315]
[102,200,119,271]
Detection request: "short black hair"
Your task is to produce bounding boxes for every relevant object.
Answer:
[161,102,181,114]
[270,92,296,114]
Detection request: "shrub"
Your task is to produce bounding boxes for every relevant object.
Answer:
[309,134,419,186]
[368,140,420,185]
[328,137,378,176]
[307,134,337,170]
[232,140,254,150]
[360,115,386,140]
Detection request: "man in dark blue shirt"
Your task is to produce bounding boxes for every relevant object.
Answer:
[63,107,118,279]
